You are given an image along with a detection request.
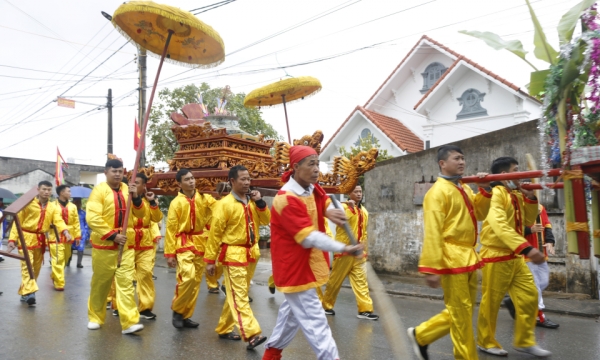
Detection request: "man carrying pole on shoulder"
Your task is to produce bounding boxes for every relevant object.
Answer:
[476,157,551,357]
[7,181,71,306]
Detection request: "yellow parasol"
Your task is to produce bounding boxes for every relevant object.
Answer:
[106,0,225,266]
[244,76,322,143]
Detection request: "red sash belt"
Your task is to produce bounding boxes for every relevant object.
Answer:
[133,225,150,248]
[22,228,46,249]
[176,231,203,246]
[218,243,252,263]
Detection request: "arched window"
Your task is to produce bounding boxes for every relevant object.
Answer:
[354,128,373,146]
[420,62,447,94]
[456,88,488,120]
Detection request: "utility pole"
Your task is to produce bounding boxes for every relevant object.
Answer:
[138,48,147,167]
[107,88,113,158]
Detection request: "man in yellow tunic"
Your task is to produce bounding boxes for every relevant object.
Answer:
[205,165,270,349]
[7,180,71,306]
[406,145,491,360]
[86,159,146,335]
[129,173,162,320]
[477,157,551,357]
[165,168,216,328]
[321,185,377,319]
[48,185,81,291]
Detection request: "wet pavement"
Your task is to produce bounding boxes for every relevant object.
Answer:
[1,254,600,360]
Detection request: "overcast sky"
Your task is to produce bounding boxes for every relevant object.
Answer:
[0,0,582,172]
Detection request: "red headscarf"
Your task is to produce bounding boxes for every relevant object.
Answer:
[281,145,318,183]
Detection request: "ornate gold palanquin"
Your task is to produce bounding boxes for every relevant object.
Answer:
[143,103,378,196]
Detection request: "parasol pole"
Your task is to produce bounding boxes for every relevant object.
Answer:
[117,29,174,267]
[281,94,291,143]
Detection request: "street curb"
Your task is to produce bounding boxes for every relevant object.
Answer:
[153,262,600,319]
[338,284,600,319]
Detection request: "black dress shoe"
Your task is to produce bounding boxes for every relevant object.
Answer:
[172,311,184,328]
[537,319,560,329]
[183,318,199,328]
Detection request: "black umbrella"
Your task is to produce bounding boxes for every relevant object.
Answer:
[0,187,17,199]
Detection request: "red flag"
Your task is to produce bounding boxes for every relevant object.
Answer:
[134,118,144,151]
[55,147,68,186]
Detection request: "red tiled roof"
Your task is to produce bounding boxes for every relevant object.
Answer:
[362,34,540,110]
[413,55,540,110]
[321,106,423,155]
[364,35,460,108]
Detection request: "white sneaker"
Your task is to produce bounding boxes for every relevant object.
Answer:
[122,323,144,335]
[477,345,508,356]
[515,346,552,357]
[87,322,101,330]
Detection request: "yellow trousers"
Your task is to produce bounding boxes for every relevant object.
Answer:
[215,265,262,341]
[206,263,223,289]
[135,249,155,312]
[321,256,373,313]
[415,271,478,360]
[88,248,139,330]
[49,243,66,289]
[18,248,43,295]
[151,243,157,270]
[64,244,72,266]
[171,251,205,319]
[477,258,538,349]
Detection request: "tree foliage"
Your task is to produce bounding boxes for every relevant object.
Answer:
[147,83,282,164]
[338,133,393,162]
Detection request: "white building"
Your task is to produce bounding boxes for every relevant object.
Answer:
[320,35,542,167]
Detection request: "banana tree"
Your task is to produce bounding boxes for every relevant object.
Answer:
[460,0,599,256]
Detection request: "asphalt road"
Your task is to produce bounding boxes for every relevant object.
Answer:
[1,255,599,360]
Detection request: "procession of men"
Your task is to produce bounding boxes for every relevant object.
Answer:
[3,145,572,359]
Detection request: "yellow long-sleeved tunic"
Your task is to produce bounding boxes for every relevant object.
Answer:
[418,178,491,275]
[9,198,68,249]
[164,191,216,258]
[48,201,81,244]
[334,203,368,259]
[127,198,163,251]
[86,182,146,250]
[479,185,538,262]
[205,193,270,266]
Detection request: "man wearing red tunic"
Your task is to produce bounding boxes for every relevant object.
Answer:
[262,145,362,360]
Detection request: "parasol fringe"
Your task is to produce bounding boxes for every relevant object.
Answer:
[111,0,225,69]
[244,76,322,107]
[111,26,225,69]
[246,87,322,109]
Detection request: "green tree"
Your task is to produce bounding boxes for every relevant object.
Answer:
[338,134,393,189]
[338,133,393,162]
[147,83,282,164]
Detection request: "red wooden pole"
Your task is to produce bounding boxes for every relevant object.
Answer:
[460,169,562,184]
[571,165,590,259]
[117,30,173,267]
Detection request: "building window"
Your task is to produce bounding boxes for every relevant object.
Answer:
[456,88,488,120]
[354,128,373,146]
[420,62,447,94]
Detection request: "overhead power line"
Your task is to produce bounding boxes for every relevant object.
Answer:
[0,41,130,134]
